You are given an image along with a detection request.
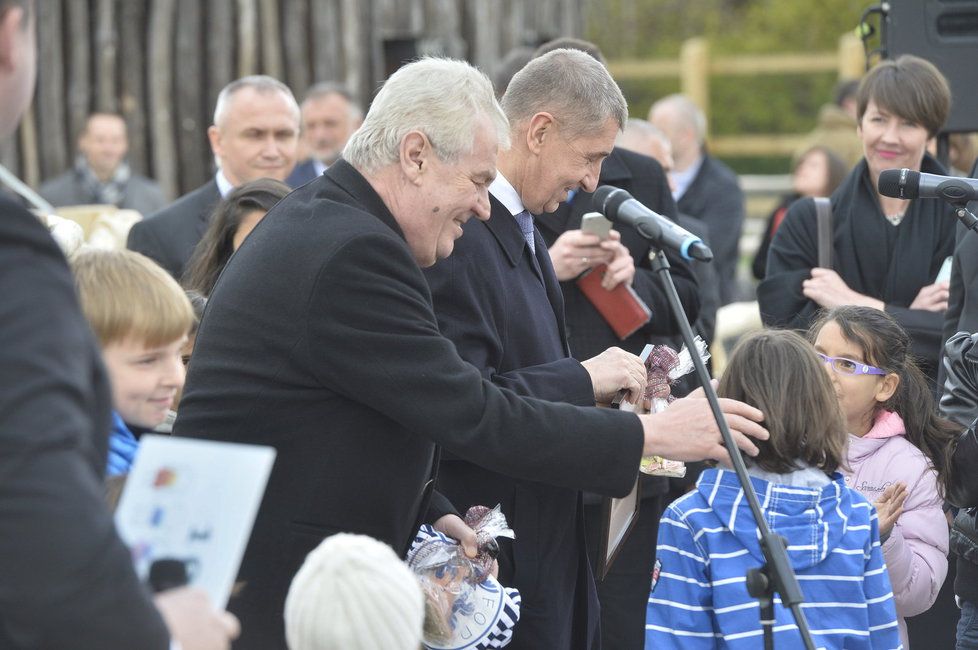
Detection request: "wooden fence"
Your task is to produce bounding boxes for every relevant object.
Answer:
[2,0,584,200]
[608,34,866,157]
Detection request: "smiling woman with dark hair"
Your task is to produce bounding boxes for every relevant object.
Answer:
[182,178,290,296]
[759,55,956,383]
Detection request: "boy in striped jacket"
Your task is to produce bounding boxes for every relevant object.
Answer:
[645,330,901,649]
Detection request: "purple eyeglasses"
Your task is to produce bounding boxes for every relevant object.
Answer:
[816,353,886,376]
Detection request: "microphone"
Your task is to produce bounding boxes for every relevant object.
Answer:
[878,168,978,203]
[593,186,713,262]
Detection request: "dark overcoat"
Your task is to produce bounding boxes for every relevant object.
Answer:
[174,160,644,649]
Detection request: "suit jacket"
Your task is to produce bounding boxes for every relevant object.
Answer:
[39,168,168,216]
[425,194,601,649]
[126,179,221,278]
[677,154,746,305]
[285,159,321,188]
[0,196,168,648]
[173,160,644,649]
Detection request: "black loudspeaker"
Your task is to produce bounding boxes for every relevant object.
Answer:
[885,0,978,132]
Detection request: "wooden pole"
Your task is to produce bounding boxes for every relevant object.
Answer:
[119,0,148,176]
[64,0,90,148]
[148,0,179,200]
[311,0,342,83]
[680,37,710,137]
[35,0,67,181]
[837,32,866,80]
[95,0,118,113]
[236,0,259,77]
[176,0,207,195]
[282,0,311,95]
[259,0,284,80]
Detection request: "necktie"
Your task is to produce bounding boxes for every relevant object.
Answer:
[515,210,535,253]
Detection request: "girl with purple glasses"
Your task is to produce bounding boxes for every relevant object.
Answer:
[810,305,959,648]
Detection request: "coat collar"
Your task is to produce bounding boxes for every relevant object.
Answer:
[484,194,532,268]
[321,159,407,243]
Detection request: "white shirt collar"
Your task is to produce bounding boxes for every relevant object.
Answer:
[671,155,704,202]
[215,170,235,198]
[489,172,525,216]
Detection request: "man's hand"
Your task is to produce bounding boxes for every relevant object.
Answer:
[433,514,498,578]
[802,268,883,311]
[155,587,240,650]
[582,346,648,405]
[547,230,614,281]
[599,234,636,290]
[638,394,768,464]
[909,281,950,312]
[874,482,908,541]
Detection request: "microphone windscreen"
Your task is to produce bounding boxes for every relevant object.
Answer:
[592,185,618,212]
[877,168,918,199]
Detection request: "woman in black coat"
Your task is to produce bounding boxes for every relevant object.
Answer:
[759,55,956,382]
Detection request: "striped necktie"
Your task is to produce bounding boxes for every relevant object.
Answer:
[514,210,535,253]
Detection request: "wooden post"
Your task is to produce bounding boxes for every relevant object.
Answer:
[35,0,67,181]
[237,0,259,77]
[176,0,207,195]
[148,0,178,200]
[837,32,866,80]
[64,0,90,148]
[95,0,118,113]
[282,0,311,96]
[206,0,235,114]
[119,1,148,176]
[311,0,342,83]
[680,37,710,135]
[259,0,284,80]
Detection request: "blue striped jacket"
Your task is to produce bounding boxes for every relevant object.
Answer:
[645,468,901,649]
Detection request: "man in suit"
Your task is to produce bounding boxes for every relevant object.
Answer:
[39,112,167,216]
[650,93,746,305]
[174,57,768,649]
[286,82,362,187]
[127,75,299,278]
[424,49,670,650]
[0,1,238,647]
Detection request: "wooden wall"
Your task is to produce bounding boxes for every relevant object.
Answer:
[2,0,583,201]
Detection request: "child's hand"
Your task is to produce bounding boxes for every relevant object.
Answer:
[874,482,908,541]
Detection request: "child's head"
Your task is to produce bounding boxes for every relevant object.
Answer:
[809,305,959,497]
[718,329,846,474]
[808,306,903,435]
[73,249,194,428]
[284,533,424,650]
[791,145,846,198]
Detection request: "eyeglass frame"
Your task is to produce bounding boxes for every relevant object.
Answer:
[815,352,887,377]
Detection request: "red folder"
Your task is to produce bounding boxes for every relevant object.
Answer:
[576,263,652,340]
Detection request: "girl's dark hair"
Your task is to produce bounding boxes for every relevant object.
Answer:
[182,178,290,296]
[718,329,847,475]
[809,306,960,499]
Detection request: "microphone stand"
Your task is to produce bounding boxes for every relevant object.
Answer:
[950,201,978,234]
[647,248,817,650]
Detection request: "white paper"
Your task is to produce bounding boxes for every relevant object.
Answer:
[114,434,276,608]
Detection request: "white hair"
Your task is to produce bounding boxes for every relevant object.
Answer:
[618,118,670,148]
[651,94,707,145]
[343,58,510,173]
[501,48,628,139]
[212,75,300,127]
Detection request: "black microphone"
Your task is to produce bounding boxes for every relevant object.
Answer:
[878,168,978,203]
[593,185,713,262]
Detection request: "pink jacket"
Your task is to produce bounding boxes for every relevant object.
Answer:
[843,410,948,649]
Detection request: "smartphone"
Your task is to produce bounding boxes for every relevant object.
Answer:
[936,256,953,284]
[581,212,612,240]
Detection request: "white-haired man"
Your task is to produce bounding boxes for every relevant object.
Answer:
[127,75,299,278]
[174,57,768,649]
[650,93,745,305]
[286,82,363,187]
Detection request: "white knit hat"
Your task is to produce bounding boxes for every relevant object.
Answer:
[284,533,425,650]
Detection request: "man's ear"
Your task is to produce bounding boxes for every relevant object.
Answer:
[399,130,429,185]
[875,372,900,404]
[525,112,555,155]
[0,6,26,73]
[207,125,222,157]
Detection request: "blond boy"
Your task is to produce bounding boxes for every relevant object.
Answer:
[73,249,194,475]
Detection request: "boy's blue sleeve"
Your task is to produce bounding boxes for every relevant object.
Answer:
[864,513,903,650]
[646,504,717,649]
